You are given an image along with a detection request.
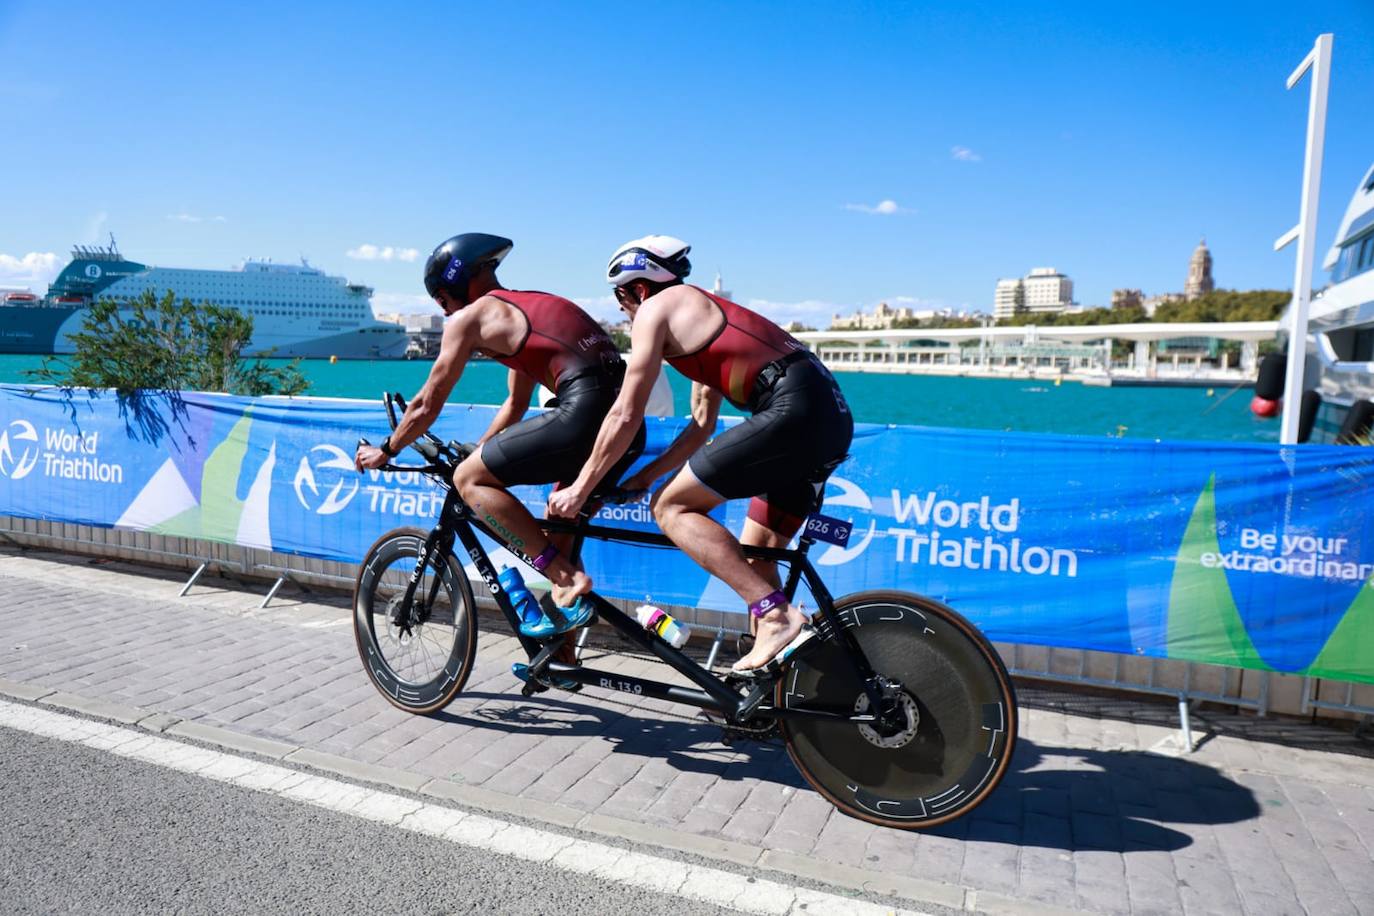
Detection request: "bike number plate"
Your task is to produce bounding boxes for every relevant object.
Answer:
[804,513,852,547]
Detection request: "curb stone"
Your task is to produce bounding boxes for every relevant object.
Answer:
[39,691,146,725]
[165,720,298,761]
[286,747,430,793]
[0,677,56,703]
[420,777,587,830]
[1,677,1001,915]
[578,811,764,870]
[758,849,967,911]
[136,712,183,734]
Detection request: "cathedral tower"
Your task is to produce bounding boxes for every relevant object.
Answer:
[1185,238,1214,300]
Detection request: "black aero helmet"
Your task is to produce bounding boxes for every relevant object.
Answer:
[423,233,514,304]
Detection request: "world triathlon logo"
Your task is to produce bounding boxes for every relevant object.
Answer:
[293,444,359,515]
[0,420,40,480]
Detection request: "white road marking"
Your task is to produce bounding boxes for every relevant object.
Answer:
[0,700,921,916]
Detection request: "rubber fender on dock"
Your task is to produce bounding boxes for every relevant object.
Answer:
[1254,353,1287,400]
[1298,389,1321,444]
[1336,399,1374,445]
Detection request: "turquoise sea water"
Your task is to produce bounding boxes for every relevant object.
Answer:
[0,355,1279,443]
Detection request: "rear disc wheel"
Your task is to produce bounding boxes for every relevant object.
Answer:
[776,590,1017,829]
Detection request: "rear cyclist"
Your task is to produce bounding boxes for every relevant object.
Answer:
[355,233,644,659]
[548,235,852,673]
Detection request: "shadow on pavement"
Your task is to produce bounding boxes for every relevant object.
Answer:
[433,689,806,785]
[437,688,1260,850]
[927,738,1260,852]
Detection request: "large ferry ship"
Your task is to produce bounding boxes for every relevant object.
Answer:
[0,240,409,358]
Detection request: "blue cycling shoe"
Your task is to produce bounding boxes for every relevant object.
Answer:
[512,662,581,693]
[519,596,595,639]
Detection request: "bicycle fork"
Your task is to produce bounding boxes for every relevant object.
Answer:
[392,527,451,635]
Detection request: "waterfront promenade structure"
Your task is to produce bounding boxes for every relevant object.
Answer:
[798,320,1281,385]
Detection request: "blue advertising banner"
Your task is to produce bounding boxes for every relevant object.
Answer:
[2,383,1371,683]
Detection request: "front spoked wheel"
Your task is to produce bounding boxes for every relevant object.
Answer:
[777,590,1017,829]
[353,527,478,714]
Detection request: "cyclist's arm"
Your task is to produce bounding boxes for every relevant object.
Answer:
[389,316,474,451]
[477,369,534,445]
[626,381,721,488]
[550,309,668,512]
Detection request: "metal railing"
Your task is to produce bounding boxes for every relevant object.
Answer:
[1001,644,1271,751]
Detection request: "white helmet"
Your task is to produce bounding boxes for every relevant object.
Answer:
[606,235,692,287]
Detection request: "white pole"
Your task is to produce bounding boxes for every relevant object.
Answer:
[1275,33,1333,445]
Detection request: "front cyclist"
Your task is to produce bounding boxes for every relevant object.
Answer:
[356,233,644,653]
[548,236,852,673]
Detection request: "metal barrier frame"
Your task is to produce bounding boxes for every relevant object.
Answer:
[1003,644,1271,752]
[3,515,1370,748]
[1302,678,1374,736]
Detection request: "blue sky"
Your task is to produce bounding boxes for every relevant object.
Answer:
[1,1,1371,325]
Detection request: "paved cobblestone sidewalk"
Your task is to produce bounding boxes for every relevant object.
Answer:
[1,548,1372,915]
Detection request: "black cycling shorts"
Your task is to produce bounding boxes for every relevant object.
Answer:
[481,373,646,491]
[687,355,853,535]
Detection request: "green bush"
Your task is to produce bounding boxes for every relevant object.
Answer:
[29,289,307,397]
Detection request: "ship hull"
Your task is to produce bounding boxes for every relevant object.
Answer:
[0,306,408,359]
[245,325,410,359]
[0,307,81,354]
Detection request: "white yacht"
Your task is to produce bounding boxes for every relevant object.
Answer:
[1274,163,1374,443]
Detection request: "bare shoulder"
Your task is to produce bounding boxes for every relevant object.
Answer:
[463,294,525,348]
[644,284,719,354]
[642,284,713,326]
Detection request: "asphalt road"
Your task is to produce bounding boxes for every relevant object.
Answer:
[0,726,742,915]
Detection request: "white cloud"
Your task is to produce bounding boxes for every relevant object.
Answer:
[0,252,62,288]
[951,145,982,162]
[843,199,908,215]
[572,294,621,323]
[167,213,227,223]
[370,292,436,316]
[347,244,420,262]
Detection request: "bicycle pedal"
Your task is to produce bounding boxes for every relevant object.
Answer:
[513,662,581,694]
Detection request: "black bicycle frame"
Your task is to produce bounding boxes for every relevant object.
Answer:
[397,480,886,727]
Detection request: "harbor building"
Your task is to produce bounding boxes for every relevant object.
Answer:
[378,312,444,359]
[1111,289,1143,310]
[994,267,1075,320]
[831,301,915,330]
[829,302,963,330]
[1141,293,1183,317]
